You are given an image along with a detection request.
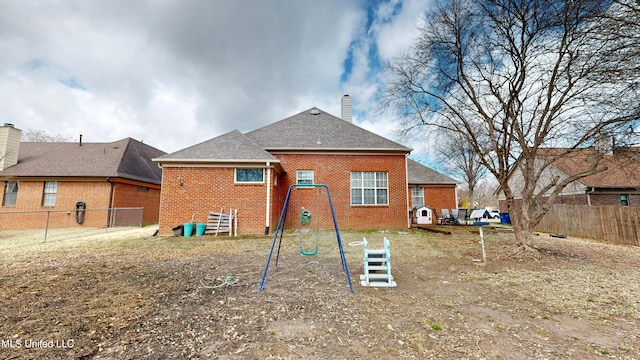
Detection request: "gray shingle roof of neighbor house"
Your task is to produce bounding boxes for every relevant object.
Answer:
[407,158,459,185]
[0,138,166,185]
[155,130,279,162]
[245,107,412,152]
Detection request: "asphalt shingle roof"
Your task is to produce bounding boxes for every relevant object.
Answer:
[538,147,640,188]
[0,138,166,185]
[407,159,459,185]
[245,108,412,152]
[156,130,278,162]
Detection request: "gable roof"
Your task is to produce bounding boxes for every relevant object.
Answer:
[407,158,459,185]
[538,147,640,188]
[245,108,412,152]
[0,138,166,185]
[155,130,278,163]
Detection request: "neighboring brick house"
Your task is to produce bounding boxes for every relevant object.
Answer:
[0,123,166,229]
[496,146,640,212]
[154,98,461,236]
[407,158,459,223]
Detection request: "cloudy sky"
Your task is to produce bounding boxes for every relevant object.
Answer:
[0,0,433,158]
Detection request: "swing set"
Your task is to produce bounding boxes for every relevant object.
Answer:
[259,184,354,292]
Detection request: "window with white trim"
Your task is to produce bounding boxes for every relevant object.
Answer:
[42,181,58,206]
[350,172,388,205]
[3,181,18,206]
[235,168,264,183]
[412,186,424,207]
[296,170,314,185]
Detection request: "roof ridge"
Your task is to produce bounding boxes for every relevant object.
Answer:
[245,107,412,152]
[115,138,134,175]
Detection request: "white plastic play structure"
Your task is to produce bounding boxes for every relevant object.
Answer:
[360,237,397,288]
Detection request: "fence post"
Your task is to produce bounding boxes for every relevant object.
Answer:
[139,207,144,227]
[43,210,50,242]
[112,208,117,228]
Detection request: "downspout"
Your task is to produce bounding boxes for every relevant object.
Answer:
[405,155,411,228]
[455,185,459,210]
[586,187,594,206]
[265,162,271,235]
[106,177,114,227]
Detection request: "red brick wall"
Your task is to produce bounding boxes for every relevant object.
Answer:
[420,185,457,223]
[158,166,272,236]
[111,181,161,224]
[497,193,640,215]
[158,154,410,236]
[0,180,112,210]
[0,180,112,229]
[590,193,640,206]
[274,153,409,231]
[1,179,160,230]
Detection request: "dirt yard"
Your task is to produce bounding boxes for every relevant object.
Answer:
[1,225,639,359]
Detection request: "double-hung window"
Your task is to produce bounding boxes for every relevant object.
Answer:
[235,168,264,183]
[350,172,388,205]
[3,181,18,206]
[296,170,314,185]
[42,181,58,206]
[412,186,424,207]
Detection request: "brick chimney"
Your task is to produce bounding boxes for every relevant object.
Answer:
[0,123,21,170]
[341,94,352,123]
[595,134,613,156]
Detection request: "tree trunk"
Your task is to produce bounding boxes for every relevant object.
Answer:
[509,205,541,258]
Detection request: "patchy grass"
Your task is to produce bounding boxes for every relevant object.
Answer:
[0,226,639,359]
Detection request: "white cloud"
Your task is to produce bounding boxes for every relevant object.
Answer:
[0,0,437,155]
[375,0,429,63]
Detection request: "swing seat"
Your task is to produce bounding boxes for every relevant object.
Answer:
[299,207,318,256]
[299,247,318,256]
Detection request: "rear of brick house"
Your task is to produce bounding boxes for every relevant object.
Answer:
[0,123,166,229]
[496,147,640,213]
[154,101,459,236]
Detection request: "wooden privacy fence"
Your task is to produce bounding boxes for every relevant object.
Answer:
[535,204,640,246]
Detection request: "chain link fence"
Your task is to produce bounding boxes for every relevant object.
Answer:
[0,207,146,249]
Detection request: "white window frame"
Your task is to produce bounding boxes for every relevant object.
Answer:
[350,171,388,205]
[42,181,58,206]
[234,168,265,184]
[412,185,424,207]
[3,181,18,207]
[296,170,314,185]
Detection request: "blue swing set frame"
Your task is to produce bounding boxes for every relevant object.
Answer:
[259,184,354,292]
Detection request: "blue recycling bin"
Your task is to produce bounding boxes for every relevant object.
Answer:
[499,213,511,224]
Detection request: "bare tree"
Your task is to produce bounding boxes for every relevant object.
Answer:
[435,131,487,209]
[457,178,499,208]
[382,0,640,255]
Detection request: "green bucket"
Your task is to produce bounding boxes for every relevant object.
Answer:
[183,223,194,237]
[195,223,207,236]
